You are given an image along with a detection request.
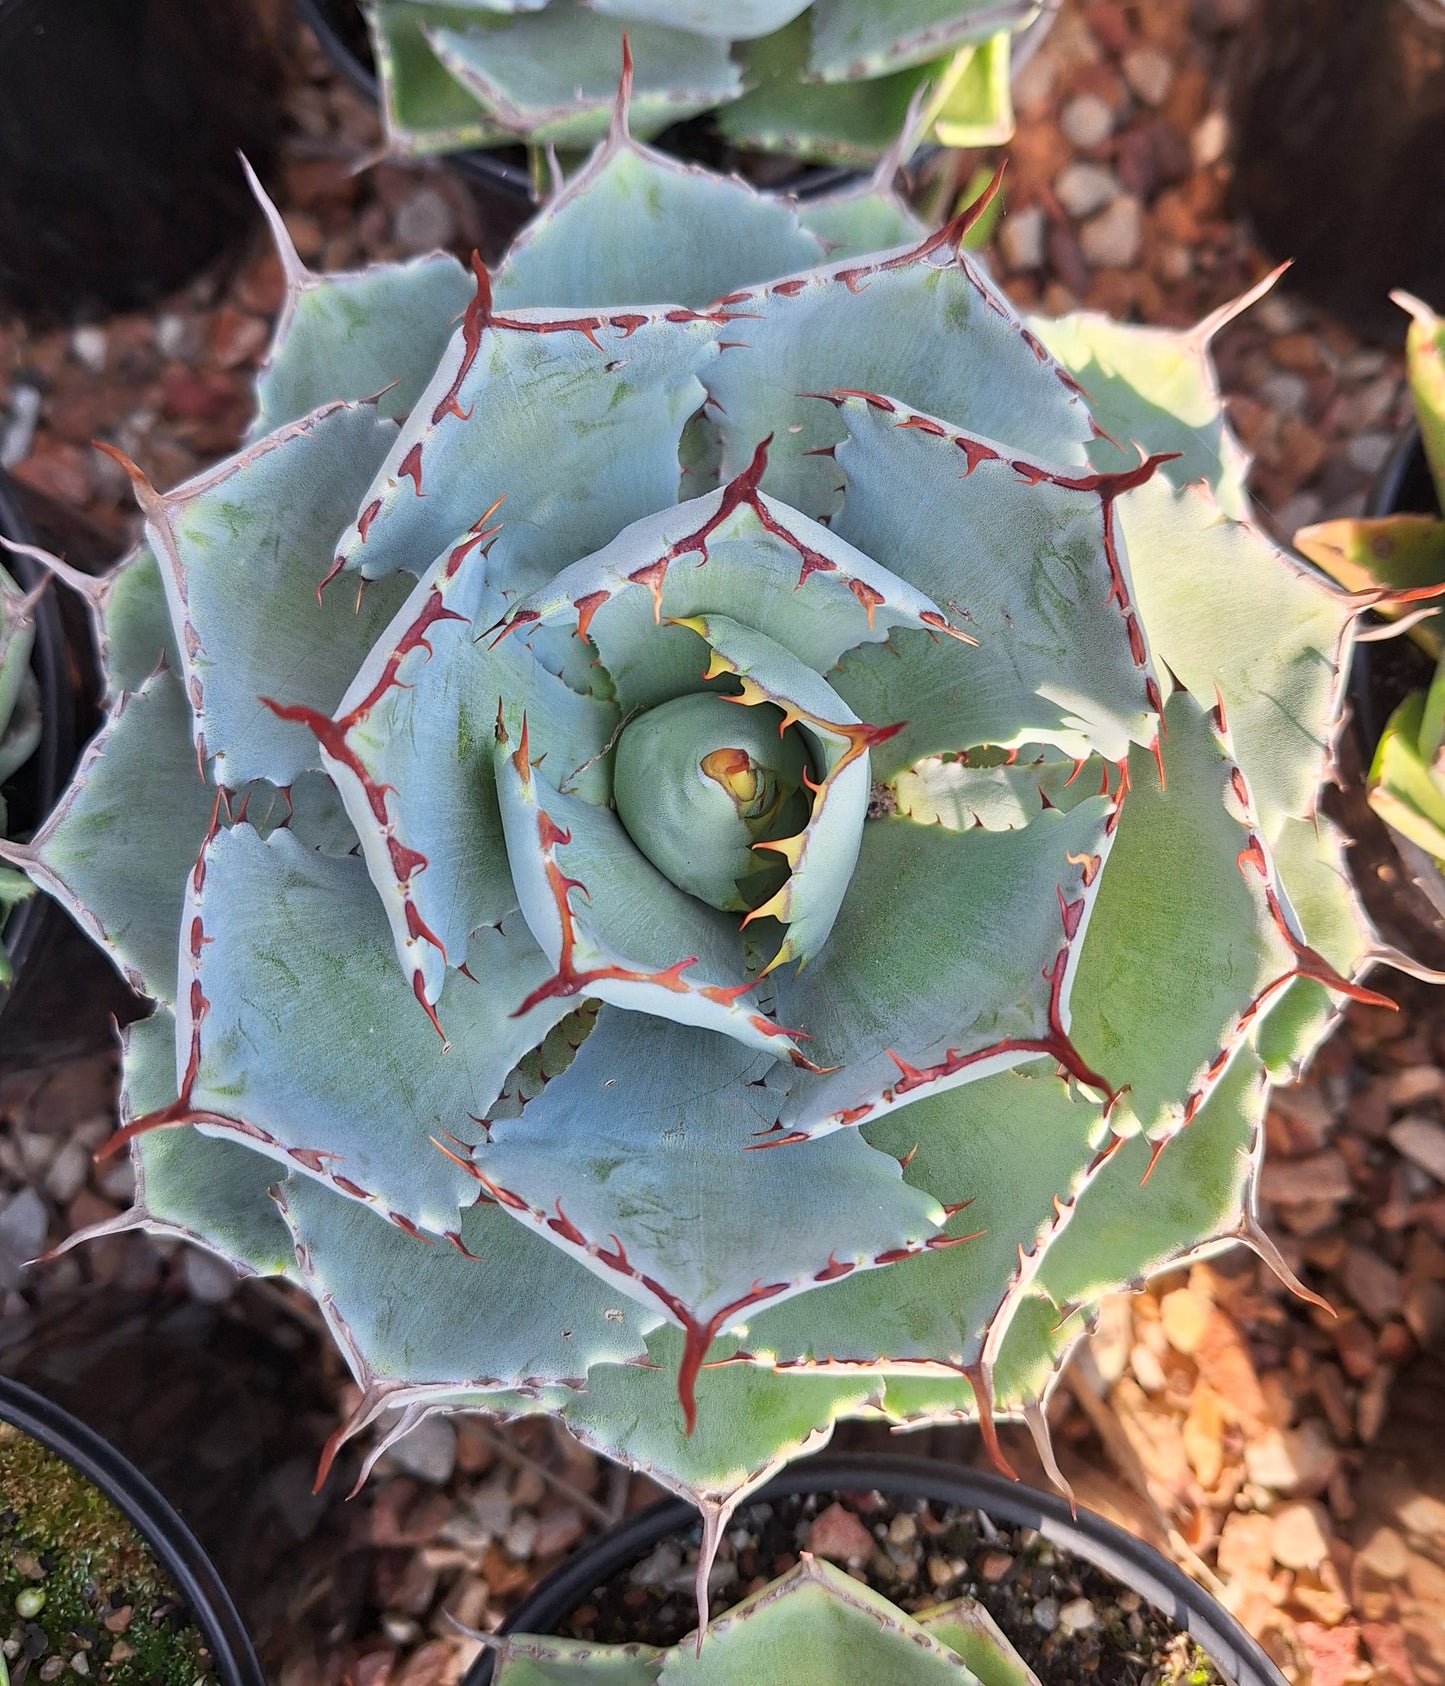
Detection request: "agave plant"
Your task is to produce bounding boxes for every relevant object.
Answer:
[488,1555,1050,1684]
[365,0,1039,164]
[3,80,1390,1610]
[0,561,42,984]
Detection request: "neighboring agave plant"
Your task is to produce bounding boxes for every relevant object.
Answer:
[2,78,1390,1613]
[0,563,42,984]
[1296,294,1445,890]
[366,0,1039,164]
[487,1555,1048,1684]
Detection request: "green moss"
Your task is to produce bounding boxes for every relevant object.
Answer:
[0,1422,219,1685]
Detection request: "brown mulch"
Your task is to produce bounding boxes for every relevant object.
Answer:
[2,2,1442,1683]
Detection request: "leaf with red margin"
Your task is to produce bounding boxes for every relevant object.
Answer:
[487,443,960,715]
[492,131,829,313]
[473,1005,944,1429]
[739,1067,1108,1372]
[96,544,180,702]
[492,730,801,1062]
[1067,690,1382,1150]
[825,394,1160,775]
[177,825,578,1235]
[771,792,1117,1137]
[119,1008,300,1281]
[701,218,1092,526]
[331,271,724,584]
[670,610,883,970]
[254,251,473,437]
[274,1165,655,1399]
[147,402,414,787]
[26,669,219,1006]
[1117,477,1353,849]
[313,535,618,1005]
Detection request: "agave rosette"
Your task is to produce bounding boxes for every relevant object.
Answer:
[367,0,1038,164]
[5,92,1386,1572]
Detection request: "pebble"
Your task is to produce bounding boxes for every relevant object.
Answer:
[1345,431,1395,475]
[180,1247,239,1305]
[69,325,108,374]
[1122,46,1173,107]
[14,1588,44,1619]
[1079,195,1143,269]
[1191,110,1229,167]
[978,1550,1014,1583]
[998,204,1047,273]
[1055,161,1119,219]
[1342,1245,1402,1323]
[384,1416,457,1486]
[1160,1286,1211,1354]
[42,1142,89,1206]
[1260,1149,1352,1205]
[1272,1501,1332,1570]
[1389,1116,1445,1185]
[1060,93,1114,148]
[807,1502,874,1566]
[0,1189,49,1282]
[1058,1596,1097,1634]
[1031,1596,1060,1632]
[393,187,456,254]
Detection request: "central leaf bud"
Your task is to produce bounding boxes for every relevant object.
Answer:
[613,692,810,911]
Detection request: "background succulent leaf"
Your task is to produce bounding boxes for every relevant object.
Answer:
[151,402,414,786]
[370,3,517,156]
[806,0,1038,80]
[1399,291,1445,503]
[423,7,741,149]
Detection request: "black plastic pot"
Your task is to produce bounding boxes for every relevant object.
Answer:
[0,471,76,1000]
[1229,0,1445,341]
[291,0,875,206]
[0,0,284,324]
[0,1373,263,1686]
[465,1454,1284,1686]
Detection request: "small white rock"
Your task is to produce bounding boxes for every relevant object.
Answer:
[1059,1597,1097,1634]
[393,186,456,253]
[1031,1596,1060,1632]
[1060,93,1114,149]
[1055,161,1119,220]
[503,1514,538,1561]
[1347,431,1395,475]
[1192,111,1230,167]
[1079,195,1143,270]
[1390,1115,1445,1184]
[44,1142,91,1206]
[998,204,1047,272]
[1259,371,1310,418]
[1122,46,1174,108]
[70,325,108,374]
[0,1189,49,1263]
[385,1413,457,1485]
[181,1248,240,1305]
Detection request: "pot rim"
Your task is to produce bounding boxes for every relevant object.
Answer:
[0,468,75,1002]
[0,1372,264,1686]
[466,1451,1285,1686]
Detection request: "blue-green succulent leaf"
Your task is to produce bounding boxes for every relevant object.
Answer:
[147,402,414,786]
